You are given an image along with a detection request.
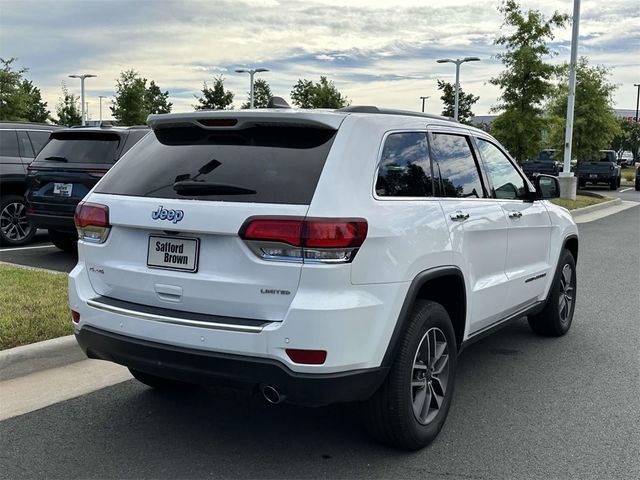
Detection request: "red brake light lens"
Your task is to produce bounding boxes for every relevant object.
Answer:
[74,202,109,228]
[303,219,368,248]
[239,218,304,246]
[285,349,327,365]
[74,202,110,243]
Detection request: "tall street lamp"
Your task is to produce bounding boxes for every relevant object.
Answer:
[419,96,430,113]
[98,95,107,123]
[68,74,96,126]
[436,57,480,121]
[235,68,269,109]
[634,83,640,123]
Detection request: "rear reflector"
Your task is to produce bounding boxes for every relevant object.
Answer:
[286,349,327,365]
[71,310,80,323]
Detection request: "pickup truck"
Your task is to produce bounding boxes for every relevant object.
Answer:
[521,149,562,179]
[576,150,621,190]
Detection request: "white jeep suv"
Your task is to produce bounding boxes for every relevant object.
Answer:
[69,106,578,450]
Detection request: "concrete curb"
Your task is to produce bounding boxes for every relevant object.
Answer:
[570,198,622,217]
[0,335,85,382]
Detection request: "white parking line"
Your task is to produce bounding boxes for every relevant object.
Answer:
[0,244,56,252]
[619,187,632,193]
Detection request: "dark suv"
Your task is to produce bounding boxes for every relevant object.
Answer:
[25,126,149,251]
[0,122,63,246]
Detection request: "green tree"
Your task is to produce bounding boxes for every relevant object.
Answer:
[55,83,82,126]
[241,78,273,109]
[437,79,479,124]
[546,58,621,162]
[0,57,50,122]
[290,76,349,109]
[145,80,172,114]
[111,70,172,125]
[193,76,234,110]
[111,70,149,125]
[490,0,568,162]
[611,118,640,161]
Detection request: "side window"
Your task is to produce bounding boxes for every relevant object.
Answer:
[376,132,433,197]
[17,131,35,158]
[0,130,20,157]
[430,133,484,198]
[476,138,528,200]
[27,131,52,155]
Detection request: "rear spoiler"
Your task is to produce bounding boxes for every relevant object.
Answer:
[147,110,346,131]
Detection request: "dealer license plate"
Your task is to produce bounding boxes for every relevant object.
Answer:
[147,235,199,272]
[589,174,598,179]
[53,183,73,197]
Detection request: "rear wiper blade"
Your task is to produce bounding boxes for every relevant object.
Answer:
[173,180,257,196]
[44,156,68,162]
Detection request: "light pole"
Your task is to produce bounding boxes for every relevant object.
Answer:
[68,74,96,126]
[436,57,480,121]
[419,96,430,113]
[235,68,269,109]
[634,83,639,123]
[99,95,106,123]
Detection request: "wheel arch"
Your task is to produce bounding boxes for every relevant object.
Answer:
[563,234,578,263]
[381,267,467,367]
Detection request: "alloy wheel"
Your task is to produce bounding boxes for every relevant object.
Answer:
[558,263,574,325]
[0,201,33,242]
[411,327,450,425]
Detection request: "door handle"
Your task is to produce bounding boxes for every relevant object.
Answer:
[508,211,523,218]
[450,211,470,221]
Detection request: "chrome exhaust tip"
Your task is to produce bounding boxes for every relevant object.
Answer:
[262,385,284,404]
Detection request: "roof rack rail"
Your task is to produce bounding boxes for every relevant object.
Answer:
[337,105,457,122]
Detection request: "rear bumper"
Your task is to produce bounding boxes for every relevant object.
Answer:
[75,326,388,406]
[26,212,75,231]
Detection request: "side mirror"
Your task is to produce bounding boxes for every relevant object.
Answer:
[534,174,560,199]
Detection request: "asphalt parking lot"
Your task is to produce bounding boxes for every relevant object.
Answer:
[0,204,638,479]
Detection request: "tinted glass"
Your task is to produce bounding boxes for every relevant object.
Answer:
[477,138,527,200]
[27,131,52,155]
[35,132,120,164]
[430,133,484,198]
[376,132,433,197]
[17,131,35,157]
[120,130,149,157]
[0,130,20,157]
[96,126,336,205]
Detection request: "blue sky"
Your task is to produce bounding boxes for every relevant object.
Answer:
[1,0,638,120]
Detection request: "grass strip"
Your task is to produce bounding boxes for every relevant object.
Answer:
[0,264,72,350]
[550,194,615,210]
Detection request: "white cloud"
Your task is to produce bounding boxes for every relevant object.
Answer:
[0,0,638,120]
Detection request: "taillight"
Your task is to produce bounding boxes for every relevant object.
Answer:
[74,201,110,243]
[239,217,367,264]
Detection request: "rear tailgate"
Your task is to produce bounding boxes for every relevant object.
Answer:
[83,114,344,321]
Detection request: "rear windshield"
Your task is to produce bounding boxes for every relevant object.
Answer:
[96,125,337,204]
[35,132,120,164]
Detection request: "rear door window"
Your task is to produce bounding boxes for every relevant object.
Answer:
[430,133,485,198]
[96,125,337,205]
[35,132,120,164]
[0,130,20,157]
[17,131,35,158]
[376,132,433,197]
[27,131,52,155]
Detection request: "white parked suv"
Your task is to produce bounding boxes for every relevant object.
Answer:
[69,105,578,449]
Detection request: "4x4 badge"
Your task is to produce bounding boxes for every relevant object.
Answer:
[151,206,184,224]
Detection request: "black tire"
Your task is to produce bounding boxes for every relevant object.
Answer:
[528,249,577,337]
[577,179,586,189]
[364,300,457,450]
[609,177,617,190]
[0,194,36,246]
[48,229,77,253]
[129,368,195,391]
